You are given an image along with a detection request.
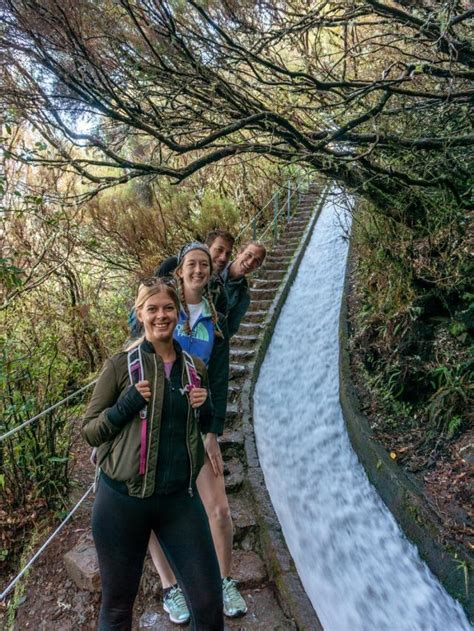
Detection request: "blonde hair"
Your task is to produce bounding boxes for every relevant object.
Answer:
[135,279,180,314]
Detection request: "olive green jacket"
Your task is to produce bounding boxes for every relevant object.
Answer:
[82,341,211,498]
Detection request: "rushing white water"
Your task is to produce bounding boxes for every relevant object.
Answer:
[253,191,472,631]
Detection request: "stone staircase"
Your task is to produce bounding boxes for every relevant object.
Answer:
[63,185,326,630]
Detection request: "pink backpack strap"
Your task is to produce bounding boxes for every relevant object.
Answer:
[127,346,148,476]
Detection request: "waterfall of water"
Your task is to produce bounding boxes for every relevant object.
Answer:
[253,190,471,631]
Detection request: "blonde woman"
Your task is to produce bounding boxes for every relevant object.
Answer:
[83,279,223,630]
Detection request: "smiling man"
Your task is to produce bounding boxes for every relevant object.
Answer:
[221,241,266,338]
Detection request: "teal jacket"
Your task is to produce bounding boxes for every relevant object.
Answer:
[174,298,229,435]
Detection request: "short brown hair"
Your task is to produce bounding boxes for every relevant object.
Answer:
[205,229,235,249]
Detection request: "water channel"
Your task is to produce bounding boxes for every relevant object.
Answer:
[253,189,471,631]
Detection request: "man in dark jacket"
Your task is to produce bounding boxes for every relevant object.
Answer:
[220,241,266,338]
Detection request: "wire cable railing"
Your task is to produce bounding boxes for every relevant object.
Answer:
[0,380,97,442]
[0,484,95,602]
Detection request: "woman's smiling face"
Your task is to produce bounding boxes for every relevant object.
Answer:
[177,250,211,292]
[137,290,178,343]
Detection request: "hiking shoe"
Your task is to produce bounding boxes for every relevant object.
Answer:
[222,576,247,617]
[163,585,190,625]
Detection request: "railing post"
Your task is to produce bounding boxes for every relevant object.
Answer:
[273,191,279,245]
[252,215,257,240]
[287,179,291,221]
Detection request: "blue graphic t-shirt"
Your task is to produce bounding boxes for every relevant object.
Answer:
[173,298,215,366]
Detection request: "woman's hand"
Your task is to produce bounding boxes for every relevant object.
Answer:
[203,433,224,477]
[189,386,207,409]
[135,380,152,401]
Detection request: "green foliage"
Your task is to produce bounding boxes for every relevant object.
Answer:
[351,184,472,463]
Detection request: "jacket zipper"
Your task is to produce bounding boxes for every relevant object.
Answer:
[142,355,158,498]
[183,362,194,497]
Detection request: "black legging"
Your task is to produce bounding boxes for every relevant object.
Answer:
[92,478,223,631]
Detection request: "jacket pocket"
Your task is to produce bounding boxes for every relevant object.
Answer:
[100,419,141,481]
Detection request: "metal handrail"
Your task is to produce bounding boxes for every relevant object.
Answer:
[258,187,300,242]
[237,174,310,245]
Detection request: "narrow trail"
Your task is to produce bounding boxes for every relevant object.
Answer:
[253,190,472,631]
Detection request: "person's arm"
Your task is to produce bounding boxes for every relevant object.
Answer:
[82,358,147,447]
[227,284,251,338]
[206,331,229,436]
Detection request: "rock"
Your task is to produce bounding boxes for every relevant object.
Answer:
[63,533,101,592]
[219,429,244,460]
[224,587,295,630]
[138,610,173,630]
[231,550,267,588]
[229,495,257,543]
[224,458,244,493]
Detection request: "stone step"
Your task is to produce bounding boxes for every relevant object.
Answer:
[219,429,245,460]
[238,322,265,335]
[287,216,309,224]
[283,228,306,238]
[266,253,292,261]
[224,457,244,493]
[264,260,290,270]
[230,495,258,545]
[274,245,297,254]
[231,550,267,588]
[230,347,256,362]
[244,310,266,323]
[249,288,276,301]
[250,299,273,311]
[229,363,249,380]
[255,269,286,281]
[226,402,240,425]
[231,334,259,349]
[139,584,290,631]
[139,585,293,630]
[227,382,241,403]
[250,278,281,289]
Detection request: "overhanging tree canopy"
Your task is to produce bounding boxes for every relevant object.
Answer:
[1,0,473,212]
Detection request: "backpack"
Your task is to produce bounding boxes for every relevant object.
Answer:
[127,345,200,475]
